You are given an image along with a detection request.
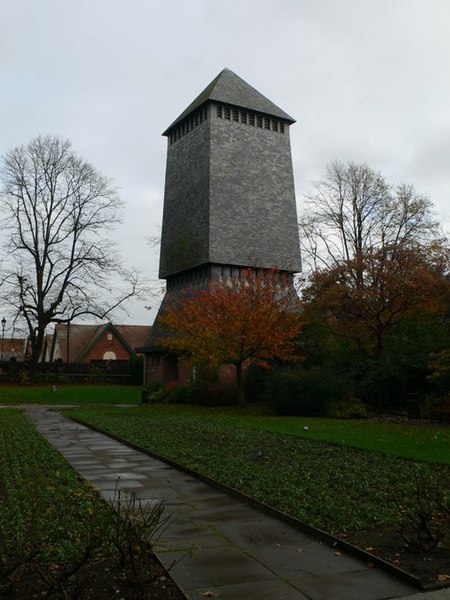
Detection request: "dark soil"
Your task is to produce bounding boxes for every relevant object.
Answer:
[343,414,450,588]
[1,554,185,599]
[343,516,450,588]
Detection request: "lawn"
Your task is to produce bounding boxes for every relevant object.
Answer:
[194,408,450,465]
[0,384,141,405]
[75,403,450,464]
[66,405,450,533]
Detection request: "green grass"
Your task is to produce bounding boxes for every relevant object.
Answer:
[72,403,450,464]
[189,408,450,465]
[66,405,450,534]
[0,409,111,563]
[0,384,141,405]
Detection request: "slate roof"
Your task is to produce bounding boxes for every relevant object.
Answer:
[163,68,295,135]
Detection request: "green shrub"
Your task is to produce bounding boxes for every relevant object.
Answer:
[188,382,232,406]
[244,365,268,403]
[325,396,368,419]
[166,385,191,404]
[265,367,338,416]
[147,387,168,403]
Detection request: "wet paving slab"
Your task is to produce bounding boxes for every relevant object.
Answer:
[24,405,423,600]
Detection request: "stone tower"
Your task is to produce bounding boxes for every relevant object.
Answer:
[143,68,301,382]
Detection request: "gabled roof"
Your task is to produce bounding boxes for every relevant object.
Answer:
[163,68,295,135]
[114,325,153,350]
[52,324,103,363]
[77,323,134,363]
[50,323,152,363]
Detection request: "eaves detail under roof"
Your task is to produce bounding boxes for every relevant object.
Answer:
[163,68,295,135]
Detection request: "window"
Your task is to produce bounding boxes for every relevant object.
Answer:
[264,117,270,130]
[249,113,255,126]
[107,332,113,341]
[232,109,239,121]
[224,107,231,120]
[240,111,247,124]
[217,105,222,118]
[280,122,285,133]
[272,120,278,131]
[256,115,263,128]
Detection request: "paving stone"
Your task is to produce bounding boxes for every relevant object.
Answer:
[217,518,313,547]
[290,569,418,600]
[399,590,450,600]
[192,579,310,600]
[191,504,269,524]
[157,546,276,589]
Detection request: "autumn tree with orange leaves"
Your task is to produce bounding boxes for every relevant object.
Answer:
[158,268,303,405]
[303,242,449,359]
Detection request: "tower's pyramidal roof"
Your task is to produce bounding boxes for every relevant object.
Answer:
[163,68,295,134]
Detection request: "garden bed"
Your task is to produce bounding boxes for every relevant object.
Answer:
[66,405,450,588]
[0,409,184,600]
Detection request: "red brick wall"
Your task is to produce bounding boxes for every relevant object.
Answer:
[83,331,131,363]
[144,352,248,392]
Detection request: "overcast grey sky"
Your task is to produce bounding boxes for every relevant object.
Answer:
[1,0,449,325]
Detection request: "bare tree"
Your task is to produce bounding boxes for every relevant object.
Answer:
[300,161,440,274]
[300,161,449,358]
[0,135,142,373]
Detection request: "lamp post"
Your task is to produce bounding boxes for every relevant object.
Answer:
[1,318,6,362]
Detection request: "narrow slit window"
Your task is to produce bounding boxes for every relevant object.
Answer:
[217,105,222,118]
[256,115,263,128]
[249,113,255,126]
[224,107,231,120]
[240,112,247,124]
[232,109,239,121]
[280,122,285,133]
[272,120,278,131]
[264,118,270,130]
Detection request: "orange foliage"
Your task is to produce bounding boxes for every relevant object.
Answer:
[303,244,449,357]
[158,268,303,397]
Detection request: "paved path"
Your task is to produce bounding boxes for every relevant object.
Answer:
[22,405,435,600]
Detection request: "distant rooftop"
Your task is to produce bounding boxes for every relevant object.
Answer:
[163,68,295,135]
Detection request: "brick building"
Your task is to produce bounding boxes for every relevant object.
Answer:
[0,338,27,362]
[48,323,151,365]
[142,69,301,386]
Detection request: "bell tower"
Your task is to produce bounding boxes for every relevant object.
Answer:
[143,69,301,380]
[159,67,301,290]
